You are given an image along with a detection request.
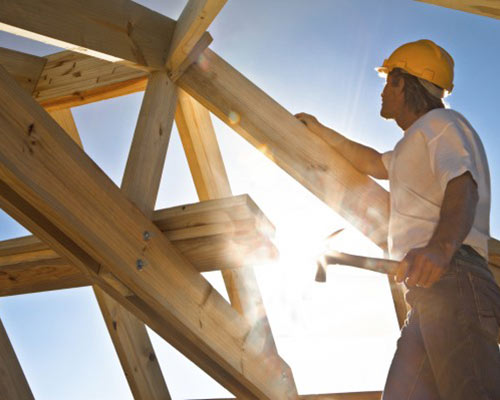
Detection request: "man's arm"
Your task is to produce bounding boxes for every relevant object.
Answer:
[396,171,479,288]
[294,113,388,179]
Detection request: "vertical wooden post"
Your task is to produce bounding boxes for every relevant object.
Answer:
[0,317,34,400]
[175,88,298,398]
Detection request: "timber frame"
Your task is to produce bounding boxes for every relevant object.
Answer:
[0,1,499,399]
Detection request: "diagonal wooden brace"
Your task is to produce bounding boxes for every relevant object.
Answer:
[0,65,293,399]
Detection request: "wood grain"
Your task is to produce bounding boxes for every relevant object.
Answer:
[0,64,291,398]
[0,318,34,399]
[0,47,46,94]
[166,0,227,75]
[0,0,175,70]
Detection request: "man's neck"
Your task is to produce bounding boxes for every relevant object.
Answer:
[395,108,428,131]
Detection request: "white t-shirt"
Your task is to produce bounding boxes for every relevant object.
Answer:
[382,108,491,261]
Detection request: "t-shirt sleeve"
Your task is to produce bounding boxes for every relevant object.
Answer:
[427,122,479,190]
[381,150,393,173]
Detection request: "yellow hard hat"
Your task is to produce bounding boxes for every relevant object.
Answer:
[376,39,454,94]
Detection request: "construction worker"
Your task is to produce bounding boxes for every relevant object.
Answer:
[295,39,500,399]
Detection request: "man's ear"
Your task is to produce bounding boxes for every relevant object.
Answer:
[395,75,405,94]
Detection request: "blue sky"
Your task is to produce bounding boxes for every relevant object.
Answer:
[1,1,499,398]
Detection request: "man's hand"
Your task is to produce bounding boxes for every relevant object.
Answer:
[396,244,453,288]
[294,112,321,132]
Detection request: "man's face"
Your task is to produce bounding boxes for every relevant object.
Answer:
[380,74,405,120]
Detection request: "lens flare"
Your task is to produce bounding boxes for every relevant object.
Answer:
[228,111,240,125]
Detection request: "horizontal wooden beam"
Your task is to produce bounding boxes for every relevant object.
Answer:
[0,47,46,94]
[34,51,149,111]
[0,0,176,70]
[0,65,292,399]
[195,392,382,400]
[0,195,277,296]
[415,1,500,20]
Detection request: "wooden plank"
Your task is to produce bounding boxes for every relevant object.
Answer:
[177,49,391,249]
[166,0,227,77]
[176,89,298,398]
[0,47,46,94]
[0,195,278,297]
[35,51,149,111]
[168,32,213,83]
[0,0,175,70]
[0,65,292,399]
[198,392,382,400]
[415,1,500,20]
[0,317,34,399]
[176,88,231,201]
[0,256,87,296]
[120,71,176,218]
[94,289,171,400]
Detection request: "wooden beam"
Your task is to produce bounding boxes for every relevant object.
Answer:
[120,71,176,218]
[0,255,87,296]
[197,392,382,400]
[166,0,227,78]
[0,194,278,296]
[0,0,176,70]
[176,89,298,397]
[176,88,232,201]
[94,289,172,400]
[0,65,292,399]
[34,51,149,111]
[0,317,34,399]
[169,32,213,83]
[0,47,46,94]
[415,1,500,20]
[177,49,390,249]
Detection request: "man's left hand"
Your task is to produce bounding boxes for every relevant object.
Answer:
[396,244,453,288]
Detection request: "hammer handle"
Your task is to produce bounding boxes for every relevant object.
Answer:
[322,251,399,275]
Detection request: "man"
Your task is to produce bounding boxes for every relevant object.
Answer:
[295,39,500,399]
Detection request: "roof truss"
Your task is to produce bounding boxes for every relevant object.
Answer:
[1,1,499,398]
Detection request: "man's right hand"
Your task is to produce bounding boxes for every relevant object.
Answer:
[295,112,388,179]
[294,112,322,132]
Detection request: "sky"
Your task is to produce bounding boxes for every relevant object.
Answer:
[1,0,500,399]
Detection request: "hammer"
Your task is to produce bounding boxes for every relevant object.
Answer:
[315,250,399,282]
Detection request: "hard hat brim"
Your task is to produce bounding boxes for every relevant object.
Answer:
[375,66,389,77]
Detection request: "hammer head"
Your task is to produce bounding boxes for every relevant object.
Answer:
[315,228,344,283]
[315,261,326,282]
